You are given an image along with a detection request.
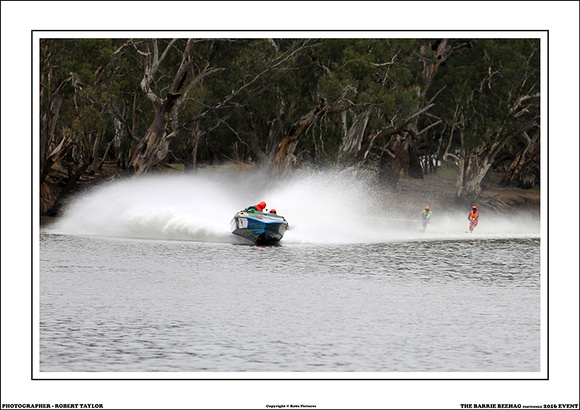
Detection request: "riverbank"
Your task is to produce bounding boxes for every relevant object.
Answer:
[391,171,540,218]
[40,162,540,219]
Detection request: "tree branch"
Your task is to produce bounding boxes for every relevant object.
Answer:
[416,120,442,137]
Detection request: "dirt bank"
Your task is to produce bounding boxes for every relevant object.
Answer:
[390,172,540,218]
[40,163,540,218]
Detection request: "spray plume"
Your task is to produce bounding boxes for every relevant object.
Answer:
[48,169,540,244]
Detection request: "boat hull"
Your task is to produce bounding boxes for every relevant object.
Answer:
[231,211,288,245]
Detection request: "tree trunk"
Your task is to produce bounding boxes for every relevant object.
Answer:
[113,117,125,168]
[501,132,540,188]
[47,161,92,216]
[185,120,201,172]
[91,131,103,173]
[456,120,538,203]
[128,104,175,175]
[128,39,196,175]
[456,149,493,203]
[376,131,423,188]
[339,108,371,158]
[40,77,71,185]
[442,105,460,162]
[272,103,328,174]
[417,39,474,100]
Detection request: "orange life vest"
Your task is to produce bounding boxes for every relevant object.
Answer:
[468,210,479,225]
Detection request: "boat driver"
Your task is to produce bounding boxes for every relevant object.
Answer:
[246,201,267,213]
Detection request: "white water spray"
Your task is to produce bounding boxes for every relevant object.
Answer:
[48,169,540,244]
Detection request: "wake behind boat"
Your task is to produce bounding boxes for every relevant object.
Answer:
[231,206,288,245]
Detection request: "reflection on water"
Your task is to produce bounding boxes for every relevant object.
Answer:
[39,232,540,373]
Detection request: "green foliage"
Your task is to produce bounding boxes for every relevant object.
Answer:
[431,39,540,153]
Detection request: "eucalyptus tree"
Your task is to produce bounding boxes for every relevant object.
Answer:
[222,38,324,173]
[41,39,104,183]
[118,38,225,175]
[500,129,540,188]
[430,38,540,202]
[40,39,71,187]
[40,38,117,214]
[177,38,324,173]
[40,37,541,216]
[310,39,447,187]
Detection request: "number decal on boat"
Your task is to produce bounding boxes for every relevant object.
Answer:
[238,218,248,229]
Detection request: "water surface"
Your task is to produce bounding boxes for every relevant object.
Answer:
[40,233,540,373]
[39,171,541,374]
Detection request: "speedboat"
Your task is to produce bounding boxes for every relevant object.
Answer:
[230,209,288,245]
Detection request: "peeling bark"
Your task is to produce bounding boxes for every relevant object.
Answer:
[340,109,371,157]
[128,39,197,175]
[272,102,330,174]
[185,120,201,172]
[456,120,538,203]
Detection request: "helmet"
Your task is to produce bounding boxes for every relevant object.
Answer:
[425,206,430,210]
[258,201,266,208]
[472,206,477,210]
[270,209,277,214]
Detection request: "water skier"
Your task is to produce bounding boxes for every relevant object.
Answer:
[421,206,431,232]
[467,205,479,233]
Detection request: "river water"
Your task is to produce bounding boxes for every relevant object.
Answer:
[38,170,542,375]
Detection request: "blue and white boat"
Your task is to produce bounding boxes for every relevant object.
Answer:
[230,208,288,245]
